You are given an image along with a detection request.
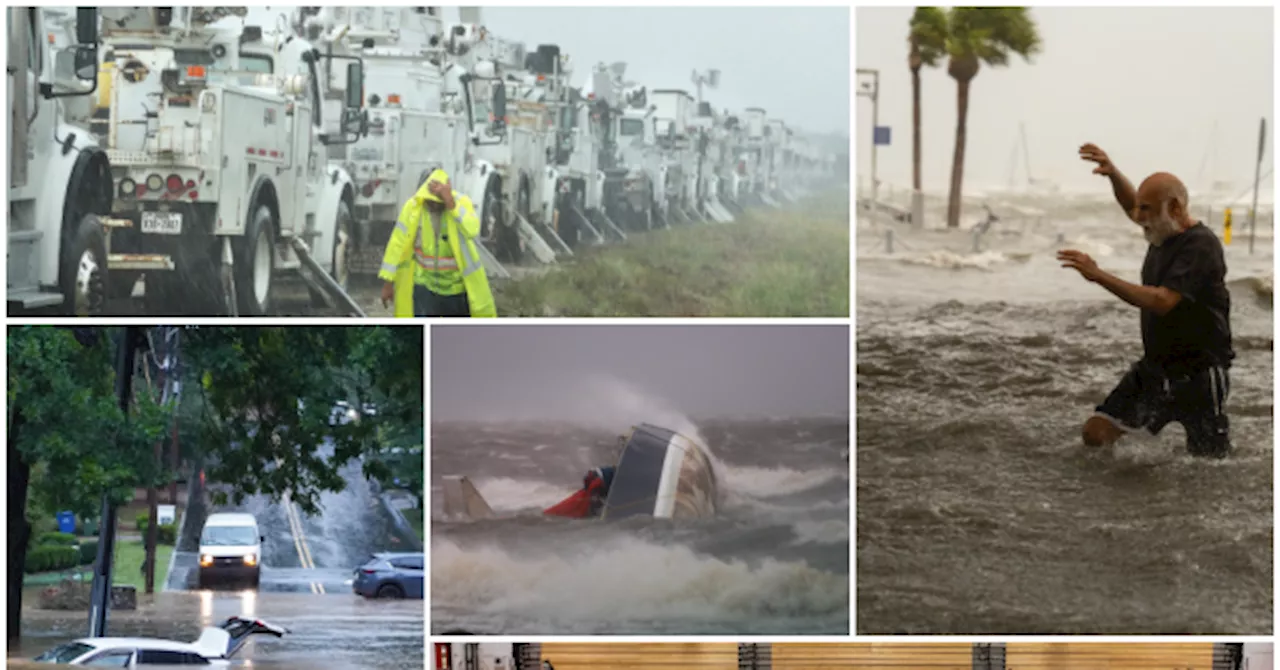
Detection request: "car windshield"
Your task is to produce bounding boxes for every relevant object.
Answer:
[34,642,94,662]
[201,526,257,546]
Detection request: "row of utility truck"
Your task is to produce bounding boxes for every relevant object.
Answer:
[8,6,844,316]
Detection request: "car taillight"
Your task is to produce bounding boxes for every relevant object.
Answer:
[360,568,377,575]
[166,175,183,193]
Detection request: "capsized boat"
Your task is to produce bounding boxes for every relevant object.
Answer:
[440,423,719,522]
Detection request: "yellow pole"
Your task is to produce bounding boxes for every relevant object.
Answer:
[1224,207,1232,245]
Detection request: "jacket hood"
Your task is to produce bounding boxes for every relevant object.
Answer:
[415,169,451,204]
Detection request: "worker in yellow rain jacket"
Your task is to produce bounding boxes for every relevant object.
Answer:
[379,169,496,317]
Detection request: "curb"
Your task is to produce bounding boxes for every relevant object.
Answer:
[380,492,423,552]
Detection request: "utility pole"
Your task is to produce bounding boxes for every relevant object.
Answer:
[143,327,178,594]
[88,327,141,638]
[1248,117,1266,255]
[856,68,880,219]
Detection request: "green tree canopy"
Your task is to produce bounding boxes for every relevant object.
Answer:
[7,327,170,517]
[179,326,423,515]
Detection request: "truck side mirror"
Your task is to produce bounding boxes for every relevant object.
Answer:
[76,7,98,45]
[491,81,508,134]
[345,61,363,109]
[74,46,98,81]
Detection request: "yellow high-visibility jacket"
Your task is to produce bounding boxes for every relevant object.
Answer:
[378,172,496,317]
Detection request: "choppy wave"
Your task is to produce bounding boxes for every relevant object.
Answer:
[431,392,849,634]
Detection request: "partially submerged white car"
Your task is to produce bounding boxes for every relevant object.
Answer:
[33,616,286,666]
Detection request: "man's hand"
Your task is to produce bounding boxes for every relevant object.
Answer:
[1058,249,1102,282]
[1079,143,1115,176]
[429,180,455,210]
[380,281,395,308]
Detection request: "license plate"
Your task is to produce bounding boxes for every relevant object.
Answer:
[141,211,183,235]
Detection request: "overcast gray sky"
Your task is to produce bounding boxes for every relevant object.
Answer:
[246,6,848,137]
[481,6,850,137]
[856,7,1274,196]
[432,325,850,421]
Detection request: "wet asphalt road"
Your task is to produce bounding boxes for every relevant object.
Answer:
[11,454,424,669]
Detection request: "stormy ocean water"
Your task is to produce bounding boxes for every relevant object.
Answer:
[856,188,1273,634]
[430,406,850,635]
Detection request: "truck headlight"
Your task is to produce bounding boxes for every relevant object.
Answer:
[243,554,257,566]
[200,554,213,567]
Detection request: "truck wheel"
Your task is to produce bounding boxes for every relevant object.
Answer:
[310,199,353,309]
[235,204,276,316]
[480,181,500,241]
[332,199,353,291]
[60,213,108,316]
[498,180,524,264]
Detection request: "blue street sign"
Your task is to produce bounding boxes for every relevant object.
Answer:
[874,126,891,146]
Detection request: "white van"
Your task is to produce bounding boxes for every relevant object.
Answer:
[198,512,263,588]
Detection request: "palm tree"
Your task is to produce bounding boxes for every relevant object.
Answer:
[943,7,1041,228]
[908,8,948,195]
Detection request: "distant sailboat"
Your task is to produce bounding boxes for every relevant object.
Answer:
[1195,121,1236,198]
[1008,122,1059,194]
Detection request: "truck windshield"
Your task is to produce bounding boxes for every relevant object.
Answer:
[619,118,644,137]
[468,79,493,128]
[201,526,257,546]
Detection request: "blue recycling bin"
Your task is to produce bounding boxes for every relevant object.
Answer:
[56,511,76,535]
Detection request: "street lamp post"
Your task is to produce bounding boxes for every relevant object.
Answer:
[856,68,880,219]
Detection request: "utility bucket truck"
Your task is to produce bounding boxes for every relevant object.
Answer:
[8,7,127,316]
[690,101,734,224]
[295,7,510,281]
[650,88,705,225]
[92,7,368,316]
[592,62,668,232]
[443,20,562,266]
[534,46,629,250]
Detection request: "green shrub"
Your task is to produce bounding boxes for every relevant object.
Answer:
[38,531,78,546]
[77,518,100,536]
[78,541,100,565]
[25,545,80,574]
[158,523,177,545]
[135,513,149,531]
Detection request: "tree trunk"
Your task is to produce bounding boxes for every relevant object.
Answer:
[144,477,158,594]
[911,67,923,193]
[7,407,30,643]
[946,77,973,229]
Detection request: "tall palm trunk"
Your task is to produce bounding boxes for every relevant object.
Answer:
[911,67,922,192]
[946,77,973,229]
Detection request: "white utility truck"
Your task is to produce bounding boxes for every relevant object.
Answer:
[292,7,505,279]
[8,7,120,316]
[94,7,367,316]
[443,19,564,265]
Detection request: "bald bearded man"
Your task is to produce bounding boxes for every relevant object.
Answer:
[1057,143,1233,458]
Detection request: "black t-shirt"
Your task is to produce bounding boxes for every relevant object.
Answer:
[1139,222,1233,371]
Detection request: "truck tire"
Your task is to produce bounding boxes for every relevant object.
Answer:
[59,213,108,316]
[309,198,353,309]
[235,204,276,316]
[498,179,523,264]
[480,182,500,241]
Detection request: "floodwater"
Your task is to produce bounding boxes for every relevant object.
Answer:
[431,417,850,635]
[9,591,422,670]
[856,190,1274,634]
[10,452,424,669]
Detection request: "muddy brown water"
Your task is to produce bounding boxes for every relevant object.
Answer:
[9,591,423,669]
[856,195,1273,634]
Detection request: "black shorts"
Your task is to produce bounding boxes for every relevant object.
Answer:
[412,286,470,318]
[1094,360,1231,458]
